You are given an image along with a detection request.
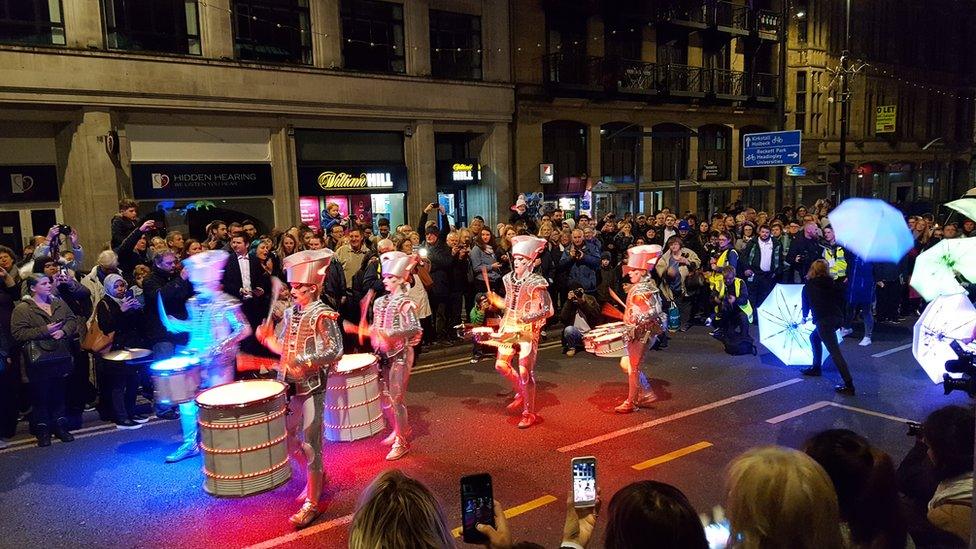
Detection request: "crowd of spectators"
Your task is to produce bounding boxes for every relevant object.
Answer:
[344,404,973,548]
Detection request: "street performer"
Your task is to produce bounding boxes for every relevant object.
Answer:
[615,244,665,413]
[159,250,250,462]
[255,248,343,528]
[369,250,422,461]
[487,235,552,429]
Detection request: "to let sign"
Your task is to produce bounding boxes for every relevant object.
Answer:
[742,130,802,168]
[540,163,554,185]
[875,105,896,134]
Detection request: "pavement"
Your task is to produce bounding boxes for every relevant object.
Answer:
[0,319,968,549]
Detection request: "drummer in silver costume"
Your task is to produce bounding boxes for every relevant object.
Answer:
[256,248,343,529]
[370,250,422,461]
[159,250,250,462]
[616,245,666,414]
[488,235,552,429]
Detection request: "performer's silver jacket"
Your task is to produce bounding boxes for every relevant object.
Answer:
[372,292,421,358]
[499,272,552,334]
[182,292,250,388]
[275,300,343,395]
[623,276,665,344]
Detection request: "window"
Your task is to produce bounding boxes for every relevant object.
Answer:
[927,96,944,140]
[650,123,689,181]
[600,123,640,182]
[341,0,405,74]
[795,1,808,42]
[698,125,730,180]
[102,0,201,55]
[0,0,64,45]
[795,71,807,132]
[429,10,481,80]
[604,23,641,60]
[232,0,311,64]
[542,121,588,191]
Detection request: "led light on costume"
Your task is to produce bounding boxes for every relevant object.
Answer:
[616,245,665,414]
[492,235,552,429]
[259,248,343,528]
[159,250,250,463]
[371,250,422,461]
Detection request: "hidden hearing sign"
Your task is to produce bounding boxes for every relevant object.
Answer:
[298,165,408,195]
[0,164,59,203]
[132,163,273,199]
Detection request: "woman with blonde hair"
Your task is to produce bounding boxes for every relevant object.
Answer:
[349,469,455,549]
[725,445,844,549]
[537,220,554,240]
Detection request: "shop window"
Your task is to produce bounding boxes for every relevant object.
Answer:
[103,0,201,55]
[340,0,405,74]
[429,9,481,80]
[795,71,807,132]
[600,122,639,182]
[232,0,311,64]
[698,125,730,180]
[0,0,64,46]
[139,198,276,242]
[651,123,689,182]
[542,121,587,190]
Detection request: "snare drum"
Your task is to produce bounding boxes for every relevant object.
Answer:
[325,353,384,442]
[590,329,630,357]
[470,327,495,343]
[149,356,202,405]
[196,380,290,497]
[583,322,627,354]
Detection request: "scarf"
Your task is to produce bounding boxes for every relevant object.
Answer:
[103,274,127,306]
[929,471,974,511]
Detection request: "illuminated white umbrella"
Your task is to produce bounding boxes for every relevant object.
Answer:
[912,294,976,384]
[910,238,976,302]
[757,284,840,366]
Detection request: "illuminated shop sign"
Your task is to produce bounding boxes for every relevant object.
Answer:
[436,159,480,185]
[298,165,408,195]
[132,163,273,199]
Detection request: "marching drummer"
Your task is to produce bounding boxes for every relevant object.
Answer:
[487,235,552,429]
[369,251,422,461]
[615,245,666,413]
[255,248,343,529]
[158,250,251,462]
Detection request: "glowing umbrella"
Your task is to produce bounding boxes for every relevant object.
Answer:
[757,284,840,366]
[945,197,976,222]
[912,294,976,383]
[910,238,976,302]
[827,198,913,263]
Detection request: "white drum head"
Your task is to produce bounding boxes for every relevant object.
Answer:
[197,380,285,407]
[149,356,199,374]
[335,353,378,374]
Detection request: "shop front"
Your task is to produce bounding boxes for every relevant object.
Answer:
[435,160,479,227]
[0,163,60,253]
[297,165,408,232]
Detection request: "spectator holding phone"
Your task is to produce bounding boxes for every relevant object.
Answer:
[115,219,155,280]
[94,274,149,429]
[32,224,84,275]
[111,199,140,249]
[559,285,601,357]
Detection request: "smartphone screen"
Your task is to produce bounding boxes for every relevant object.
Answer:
[461,473,494,543]
[572,456,597,507]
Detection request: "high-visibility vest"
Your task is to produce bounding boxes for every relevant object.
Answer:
[823,244,847,279]
[715,277,754,321]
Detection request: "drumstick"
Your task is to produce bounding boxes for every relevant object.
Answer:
[608,288,628,310]
[264,276,285,324]
[358,289,375,346]
[481,265,491,295]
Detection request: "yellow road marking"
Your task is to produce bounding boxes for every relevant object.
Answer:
[451,494,558,538]
[631,441,713,471]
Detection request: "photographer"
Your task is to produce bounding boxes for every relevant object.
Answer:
[656,237,701,332]
[560,285,601,357]
[33,224,84,274]
[114,220,155,280]
[446,231,470,333]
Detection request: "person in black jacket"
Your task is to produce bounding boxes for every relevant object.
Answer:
[787,222,822,283]
[95,274,149,429]
[110,199,140,250]
[419,225,453,341]
[114,220,154,280]
[142,251,192,418]
[560,285,602,356]
[801,259,854,395]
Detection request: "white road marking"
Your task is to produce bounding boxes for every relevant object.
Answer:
[242,513,354,549]
[0,418,166,454]
[556,378,803,453]
[412,341,561,375]
[765,400,914,424]
[871,343,912,358]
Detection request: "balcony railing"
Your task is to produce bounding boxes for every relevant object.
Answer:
[659,64,705,95]
[706,68,745,97]
[616,59,660,95]
[710,1,749,32]
[657,2,708,27]
[543,52,606,90]
[753,9,781,40]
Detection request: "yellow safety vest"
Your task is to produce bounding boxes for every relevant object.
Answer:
[715,277,754,321]
[823,245,847,280]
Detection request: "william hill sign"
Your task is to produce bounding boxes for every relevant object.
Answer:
[436,159,480,185]
[298,165,408,194]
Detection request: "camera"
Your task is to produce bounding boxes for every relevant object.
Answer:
[573,288,585,298]
[906,420,923,437]
[57,224,71,236]
[942,340,976,397]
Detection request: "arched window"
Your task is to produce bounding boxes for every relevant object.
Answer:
[601,122,640,182]
[698,124,731,180]
[651,123,690,181]
[543,120,588,191]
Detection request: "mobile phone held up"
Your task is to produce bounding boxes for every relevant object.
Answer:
[572,456,597,508]
[461,473,494,543]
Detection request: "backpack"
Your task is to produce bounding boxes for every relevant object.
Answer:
[723,333,758,356]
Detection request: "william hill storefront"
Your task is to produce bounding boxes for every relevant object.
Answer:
[295,130,409,232]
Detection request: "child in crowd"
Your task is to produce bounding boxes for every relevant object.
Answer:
[469,292,501,363]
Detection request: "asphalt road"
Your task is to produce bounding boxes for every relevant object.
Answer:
[0,320,968,549]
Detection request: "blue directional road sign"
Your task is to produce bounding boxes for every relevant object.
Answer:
[742,130,802,168]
